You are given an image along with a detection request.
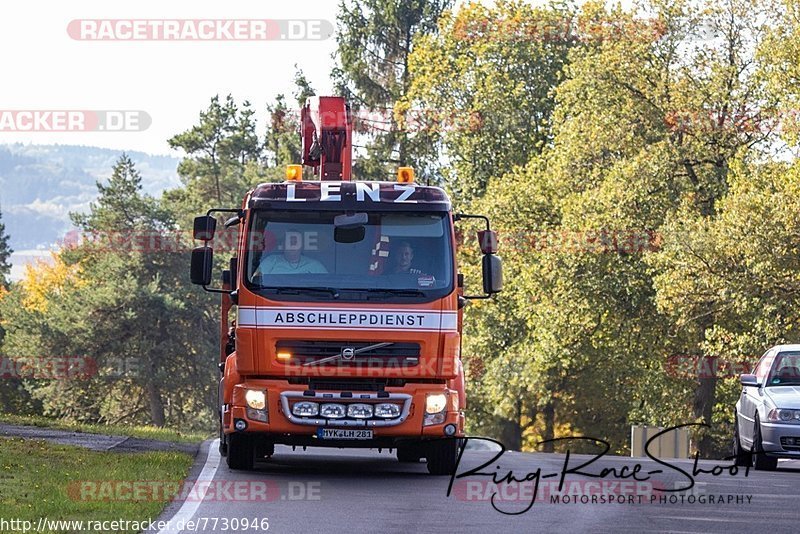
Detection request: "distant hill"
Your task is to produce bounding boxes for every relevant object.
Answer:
[0,144,181,251]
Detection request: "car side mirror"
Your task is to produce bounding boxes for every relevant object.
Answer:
[740,374,760,387]
[482,254,503,294]
[190,246,213,285]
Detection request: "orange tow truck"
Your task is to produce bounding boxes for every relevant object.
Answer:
[190,96,502,475]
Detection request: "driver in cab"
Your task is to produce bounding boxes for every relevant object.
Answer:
[254,230,327,276]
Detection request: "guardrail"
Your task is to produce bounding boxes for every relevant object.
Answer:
[630,425,690,458]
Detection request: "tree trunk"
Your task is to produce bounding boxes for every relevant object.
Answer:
[147,382,166,427]
[499,418,522,451]
[692,375,716,457]
[541,402,555,452]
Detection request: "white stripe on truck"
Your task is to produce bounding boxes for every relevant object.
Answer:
[237,306,457,332]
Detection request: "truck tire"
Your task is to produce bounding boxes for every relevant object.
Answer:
[218,415,227,457]
[226,434,254,470]
[426,439,459,476]
[255,440,275,460]
[397,444,423,463]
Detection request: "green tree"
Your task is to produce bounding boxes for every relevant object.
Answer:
[166,95,262,222]
[1,155,216,429]
[0,208,11,288]
[0,206,38,415]
[401,0,574,198]
[264,69,317,174]
[334,0,454,180]
[651,159,800,447]
[758,0,800,147]
[460,0,784,455]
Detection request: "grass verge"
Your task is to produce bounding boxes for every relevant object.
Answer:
[0,437,194,534]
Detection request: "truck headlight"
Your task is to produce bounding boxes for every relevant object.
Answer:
[245,389,266,410]
[374,403,401,418]
[320,403,346,419]
[292,401,319,417]
[347,403,374,419]
[425,393,447,414]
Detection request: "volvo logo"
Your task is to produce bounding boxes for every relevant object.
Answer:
[341,347,356,360]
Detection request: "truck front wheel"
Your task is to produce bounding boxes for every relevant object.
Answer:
[426,439,460,475]
[226,434,254,470]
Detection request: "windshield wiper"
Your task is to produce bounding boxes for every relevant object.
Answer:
[263,287,340,298]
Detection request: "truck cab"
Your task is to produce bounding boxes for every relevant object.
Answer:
[189,97,501,475]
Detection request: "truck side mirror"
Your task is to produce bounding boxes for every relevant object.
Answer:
[190,246,214,285]
[482,254,503,294]
[194,216,217,241]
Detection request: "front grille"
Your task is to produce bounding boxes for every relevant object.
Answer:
[780,436,800,451]
[276,340,421,367]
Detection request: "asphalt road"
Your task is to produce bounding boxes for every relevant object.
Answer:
[0,423,199,454]
[149,440,800,534]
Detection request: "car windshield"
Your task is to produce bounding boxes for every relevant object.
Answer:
[245,210,453,299]
[767,352,800,386]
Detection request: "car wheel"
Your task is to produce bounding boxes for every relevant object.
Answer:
[733,414,751,467]
[752,416,778,471]
[226,433,254,470]
[426,439,460,476]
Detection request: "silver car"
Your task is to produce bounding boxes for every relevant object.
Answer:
[734,345,800,470]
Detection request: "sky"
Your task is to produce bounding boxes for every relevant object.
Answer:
[0,0,633,157]
[0,0,342,155]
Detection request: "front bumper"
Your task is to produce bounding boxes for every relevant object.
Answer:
[222,379,464,446]
[760,422,800,457]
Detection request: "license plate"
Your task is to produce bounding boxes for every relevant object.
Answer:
[317,428,373,440]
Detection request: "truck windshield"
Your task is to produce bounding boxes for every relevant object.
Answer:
[245,210,453,299]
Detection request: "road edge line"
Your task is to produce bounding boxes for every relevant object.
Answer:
[152,438,221,534]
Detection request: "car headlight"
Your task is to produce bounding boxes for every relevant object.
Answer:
[768,408,800,422]
[347,403,374,419]
[374,403,401,418]
[425,393,447,414]
[245,389,266,410]
[292,401,319,417]
[320,403,346,419]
